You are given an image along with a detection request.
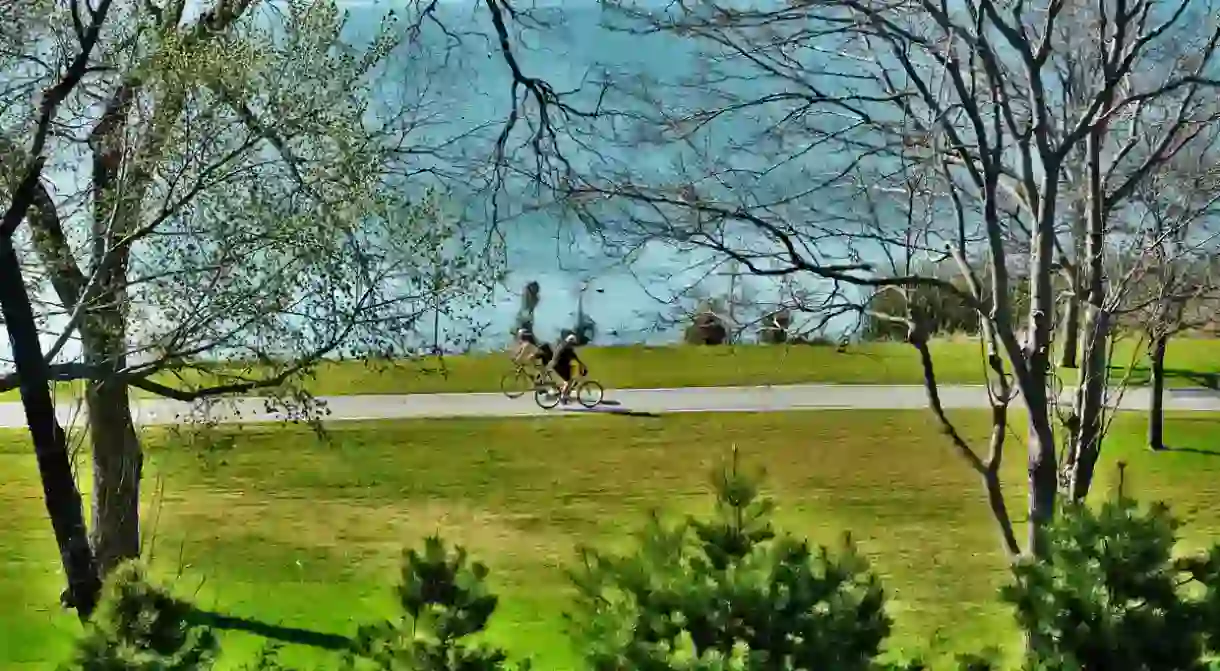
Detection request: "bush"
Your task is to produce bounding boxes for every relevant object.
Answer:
[685,313,729,345]
[63,560,218,670]
[566,448,891,670]
[758,310,791,345]
[349,536,525,671]
[1002,494,1220,671]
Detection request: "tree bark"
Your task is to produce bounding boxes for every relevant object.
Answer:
[1023,375,1059,557]
[85,373,141,574]
[1058,295,1080,369]
[1067,124,1112,502]
[81,260,141,578]
[1024,198,1061,558]
[1069,306,1109,500]
[1148,333,1168,452]
[84,83,143,576]
[1057,197,1087,371]
[0,238,101,617]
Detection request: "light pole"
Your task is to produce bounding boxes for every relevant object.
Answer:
[575,278,604,343]
[713,261,746,342]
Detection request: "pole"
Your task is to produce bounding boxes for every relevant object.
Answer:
[714,262,744,343]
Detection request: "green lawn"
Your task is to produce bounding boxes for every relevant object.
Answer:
[17,337,1220,402]
[4,410,1220,669]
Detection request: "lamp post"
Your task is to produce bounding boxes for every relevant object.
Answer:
[713,261,746,343]
[575,278,604,344]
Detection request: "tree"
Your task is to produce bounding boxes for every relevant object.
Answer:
[6,0,474,585]
[351,536,524,671]
[1001,485,1220,671]
[567,448,891,670]
[0,0,116,618]
[557,0,1220,559]
[683,298,731,345]
[1121,146,1220,451]
[1,0,561,615]
[757,308,790,344]
[568,279,602,346]
[65,560,219,670]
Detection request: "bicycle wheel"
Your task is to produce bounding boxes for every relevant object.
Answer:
[534,380,562,409]
[576,379,604,408]
[500,368,531,399]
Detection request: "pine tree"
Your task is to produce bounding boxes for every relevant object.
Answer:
[63,561,218,671]
[350,536,526,671]
[567,447,891,671]
[1001,490,1220,671]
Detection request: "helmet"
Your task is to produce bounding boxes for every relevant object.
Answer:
[564,333,578,344]
[517,327,531,337]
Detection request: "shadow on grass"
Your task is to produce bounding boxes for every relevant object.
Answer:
[1160,446,1220,457]
[1112,365,1220,389]
[562,405,661,418]
[186,608,353,651]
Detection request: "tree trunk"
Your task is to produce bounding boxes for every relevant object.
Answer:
[85,375,141,574]
[1067,124,1112,502]
[1058,296,1080,369]
[1148,333,1168,452]
[1024,185,1061,558]
[1057,196,1087,371]
[1024,379,1059,557]
[82,77,145,575]
[0,238,101,617]
[1068,307,1109,500]
[80,265,140,575]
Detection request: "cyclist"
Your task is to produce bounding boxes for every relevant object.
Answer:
[549,332,587,404]
[511,327,552,380]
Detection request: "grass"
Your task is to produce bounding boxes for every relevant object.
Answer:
[4,410,1220,669]
[17,336,1220,402]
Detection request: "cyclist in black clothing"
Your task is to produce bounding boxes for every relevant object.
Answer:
[549,332,587,404]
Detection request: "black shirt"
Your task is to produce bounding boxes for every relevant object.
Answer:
[554,342,577,366]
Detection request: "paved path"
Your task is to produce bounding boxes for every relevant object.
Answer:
[3,384,1218,427]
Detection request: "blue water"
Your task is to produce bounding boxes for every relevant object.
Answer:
[341,0,849,350]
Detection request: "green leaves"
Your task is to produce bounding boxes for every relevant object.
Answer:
[397,537,498,641]
[1002,495,1213,671]
[567,448,891,671]
[351,535,523,671]
[62,561,218,671]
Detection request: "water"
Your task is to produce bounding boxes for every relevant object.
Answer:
[340,0,854,350]
[5,0,856,371]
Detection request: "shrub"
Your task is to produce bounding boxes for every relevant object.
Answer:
[566,448,891,670]
[349,536,526,671]
[758,310,791,345]
[63,560,218,670]
[1002,494,1220,671]
[685,311,729,345]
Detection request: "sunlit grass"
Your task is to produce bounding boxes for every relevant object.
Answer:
[12,337,1220,402]
[3,410,1220,668]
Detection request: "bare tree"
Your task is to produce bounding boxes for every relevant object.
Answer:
[1122,143,1220,450]
[555,0,1220,557]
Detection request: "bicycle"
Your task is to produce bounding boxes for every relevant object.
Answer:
[534,369,604,410]
[500,363,547,399]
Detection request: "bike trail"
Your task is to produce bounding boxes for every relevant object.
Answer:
[0,383,1216,427]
